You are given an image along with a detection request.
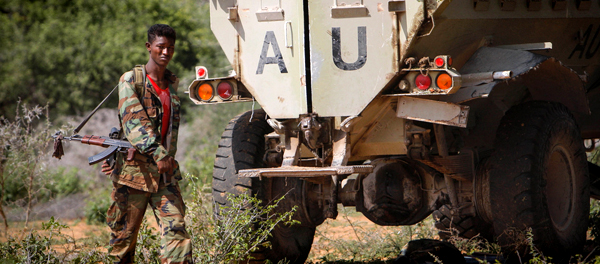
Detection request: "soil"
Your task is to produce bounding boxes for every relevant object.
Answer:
[2,209,399,262]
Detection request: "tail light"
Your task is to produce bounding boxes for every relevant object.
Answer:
[434,55,452,68]
[397,55,461,95]
[217,81,233,100]
[188,66,253,105]
[198,83,213,101]
[434,57,445,68]
[436,73,452,90]
[196,66,208,79]
[415,74,431,90]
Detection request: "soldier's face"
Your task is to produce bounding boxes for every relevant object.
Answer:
[147,36,175,67]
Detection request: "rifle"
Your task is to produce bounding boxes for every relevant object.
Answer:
[51,127,135,165]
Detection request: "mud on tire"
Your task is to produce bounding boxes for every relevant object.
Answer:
[212,109,315,264]
[488,101,589,260]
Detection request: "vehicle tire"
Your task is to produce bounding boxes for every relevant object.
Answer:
[212,109,315,264]
[488,101,589,260]
[433,204,493,240]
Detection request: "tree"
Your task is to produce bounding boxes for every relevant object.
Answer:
[0,0,228,119]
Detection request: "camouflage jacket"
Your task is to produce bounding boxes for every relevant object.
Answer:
[111,67,182,193]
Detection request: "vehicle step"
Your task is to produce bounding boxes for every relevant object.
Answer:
[239,165,373,178]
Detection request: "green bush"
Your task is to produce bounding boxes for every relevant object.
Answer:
[0,217,110,264]
[185,173,297,263]
[4,166,84,206]
[84,189,112,225]
[44,167,83,198]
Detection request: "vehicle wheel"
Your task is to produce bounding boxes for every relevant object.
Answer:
[433,204,493,240]
[212,109,315,264]
[488,101,589,260]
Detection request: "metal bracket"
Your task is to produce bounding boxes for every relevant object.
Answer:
[281,131,301,166]
[331,130,350,167]
[331,5,369,18]
[256,8,284,22]
[388,0,406,12]
[473,0,490,11]
[500,0,516,11]
[228,7,239,22]
[526,0,541,11]
[576,0,591,10]
[552,0,566,10]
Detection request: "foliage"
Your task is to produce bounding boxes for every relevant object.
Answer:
[83,188,111,225]
[308,207,434,263]
[0,216,110,264]
[185,173,297,263]
[0,176,297,264]
[179,102,258,186]
[0,0,229,119]
[590,145,600,166]
[135,217,162,264]
[0,102,54,230]
[590,200,600,246]
[4,166,83,204]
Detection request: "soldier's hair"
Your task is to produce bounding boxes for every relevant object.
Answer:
[147,24,176,44]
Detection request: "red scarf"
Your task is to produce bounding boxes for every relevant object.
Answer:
[147,75,171,146]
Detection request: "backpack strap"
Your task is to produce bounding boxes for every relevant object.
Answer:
[133,65,146,98]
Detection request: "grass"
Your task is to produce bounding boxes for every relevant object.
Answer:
[307,206,437,263]
[5,199,600,263]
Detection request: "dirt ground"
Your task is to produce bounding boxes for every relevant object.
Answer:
[2,209,405,262]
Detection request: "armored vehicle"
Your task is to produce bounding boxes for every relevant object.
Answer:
[188,0,600,262]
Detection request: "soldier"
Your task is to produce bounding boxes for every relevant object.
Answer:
[101,24,193,264]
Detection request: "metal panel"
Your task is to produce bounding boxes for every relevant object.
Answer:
[211,0,307,118]
[397,97,470,128]
[308,0,398,117]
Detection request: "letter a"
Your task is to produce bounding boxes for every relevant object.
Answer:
[256,31,288,74]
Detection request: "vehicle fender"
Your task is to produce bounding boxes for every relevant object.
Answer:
[448,47,590,115]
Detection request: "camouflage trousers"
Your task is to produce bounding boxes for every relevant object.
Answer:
[106,181,193,264]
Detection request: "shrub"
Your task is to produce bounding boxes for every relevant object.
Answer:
[0,102,53,229]
[84,189,111,225]
[0,216,110,264]
[185,173,297,263]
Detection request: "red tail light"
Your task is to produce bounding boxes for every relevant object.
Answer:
[434,57,445,68]
[217,81,233,100]
[196,66,207,79]
[415,74,431,90]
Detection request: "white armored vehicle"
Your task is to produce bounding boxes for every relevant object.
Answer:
[188,0,600,263]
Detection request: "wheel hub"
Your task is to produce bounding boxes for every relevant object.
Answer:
[545,145,576,232]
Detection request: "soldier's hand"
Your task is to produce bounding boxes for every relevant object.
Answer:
[157,156,176,174]
[101,160,113,176]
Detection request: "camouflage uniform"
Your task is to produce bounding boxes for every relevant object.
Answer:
[106,68,192,264]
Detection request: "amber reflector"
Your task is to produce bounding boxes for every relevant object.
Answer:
[436,73,452,90]
[198,83,213,101]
